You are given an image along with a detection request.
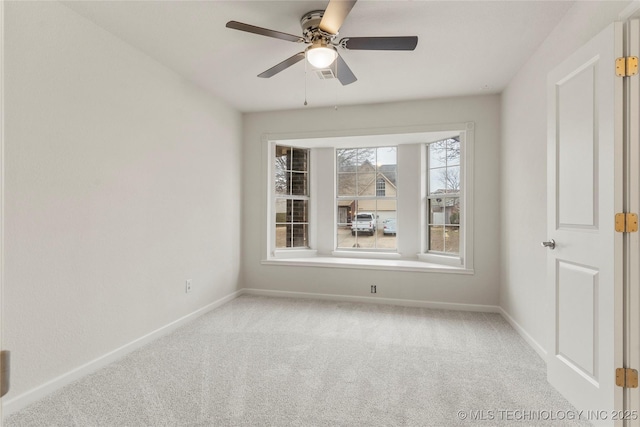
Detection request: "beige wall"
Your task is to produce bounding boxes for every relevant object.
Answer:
[4,1,242,405]
[242,95,501,305]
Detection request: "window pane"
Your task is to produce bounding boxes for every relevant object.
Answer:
[429,226,444,252]
[337,200,358,249]
[337,173,356,197]
[376,178,386,196]
[444,226,459,254]
[337,229,356,248]
[448,139,460,166]
[336,147,397,252]
[429,198,445,225]
[291,148,308,172]
[356,199,376,212]
[275,198,287,223]
[381,210,397,250]
[291,172,308,196]
[429,142,447,169]
[358,148,375,167]
[337,149,358,173]
[446,166,460,192]
[276,145,290,168]
[446,198,460,225]
[275,146,290,195]
[429,168,447,195]
[275,170,289,195]
[275,224,287,248]
[291,200,308,223]
[356,232,376,249]
[357,173,376,196]
[377,147,397,167]
[337,200,354,226]
[292,224,308,247]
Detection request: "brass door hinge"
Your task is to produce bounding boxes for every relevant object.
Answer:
[615,213,638,233]
[616,368,639,388]
[0,350,9,398]
[616,56,639,77]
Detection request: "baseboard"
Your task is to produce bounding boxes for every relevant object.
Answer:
[2,289,243,417]
[241,288,501,313]
[498,307,548,360]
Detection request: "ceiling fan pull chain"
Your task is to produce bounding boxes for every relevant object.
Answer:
[334,59,339,110]
[304,57,308,106]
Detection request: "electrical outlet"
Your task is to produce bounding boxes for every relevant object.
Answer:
[186,279,192,294]
[371,285,377,294]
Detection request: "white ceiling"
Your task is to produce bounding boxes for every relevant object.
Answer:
[62,0,574,113]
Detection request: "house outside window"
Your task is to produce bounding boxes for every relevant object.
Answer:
[274,145,309,248]
[336,147,397,250]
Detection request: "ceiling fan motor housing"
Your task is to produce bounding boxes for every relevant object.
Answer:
[300,10,335,43]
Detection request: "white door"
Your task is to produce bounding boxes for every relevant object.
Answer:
[546,22,623,419]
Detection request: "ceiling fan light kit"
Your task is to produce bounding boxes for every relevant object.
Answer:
[226,0,418,86]
[306,43,338,69]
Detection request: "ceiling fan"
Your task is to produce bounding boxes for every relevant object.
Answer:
[226,0,418,85]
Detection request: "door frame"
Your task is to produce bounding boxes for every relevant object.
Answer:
[1,0,5,423]
[624,17,640,425]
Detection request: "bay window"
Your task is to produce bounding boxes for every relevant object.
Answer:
[265,123,474,273]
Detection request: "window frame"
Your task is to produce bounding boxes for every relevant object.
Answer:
[273,145,311,250]
[263,122,474,273]
[418,131,473,268]
[426,137,462,255]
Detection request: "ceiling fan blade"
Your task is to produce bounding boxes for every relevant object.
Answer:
[226,21,304,43]
[258,52,306,78]
[335,53,357,85]
[319,0,357,35]
[340,36,418,51]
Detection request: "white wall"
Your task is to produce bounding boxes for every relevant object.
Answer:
[3,1,242,404]
[500,1,632,354]
[242,95,501,306]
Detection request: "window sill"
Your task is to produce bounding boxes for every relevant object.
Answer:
[262,256,474,274]
[331,250,402,260]
[272,249,318,259]
[417,253,463,267]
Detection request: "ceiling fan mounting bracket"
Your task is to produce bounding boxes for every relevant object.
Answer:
[300,10,337,44]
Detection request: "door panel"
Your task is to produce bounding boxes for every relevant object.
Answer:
[547,22,623,419]
[557,62,597,228]
[557,261,598,380]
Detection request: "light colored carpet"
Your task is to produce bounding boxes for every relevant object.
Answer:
[5,295,590,426]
